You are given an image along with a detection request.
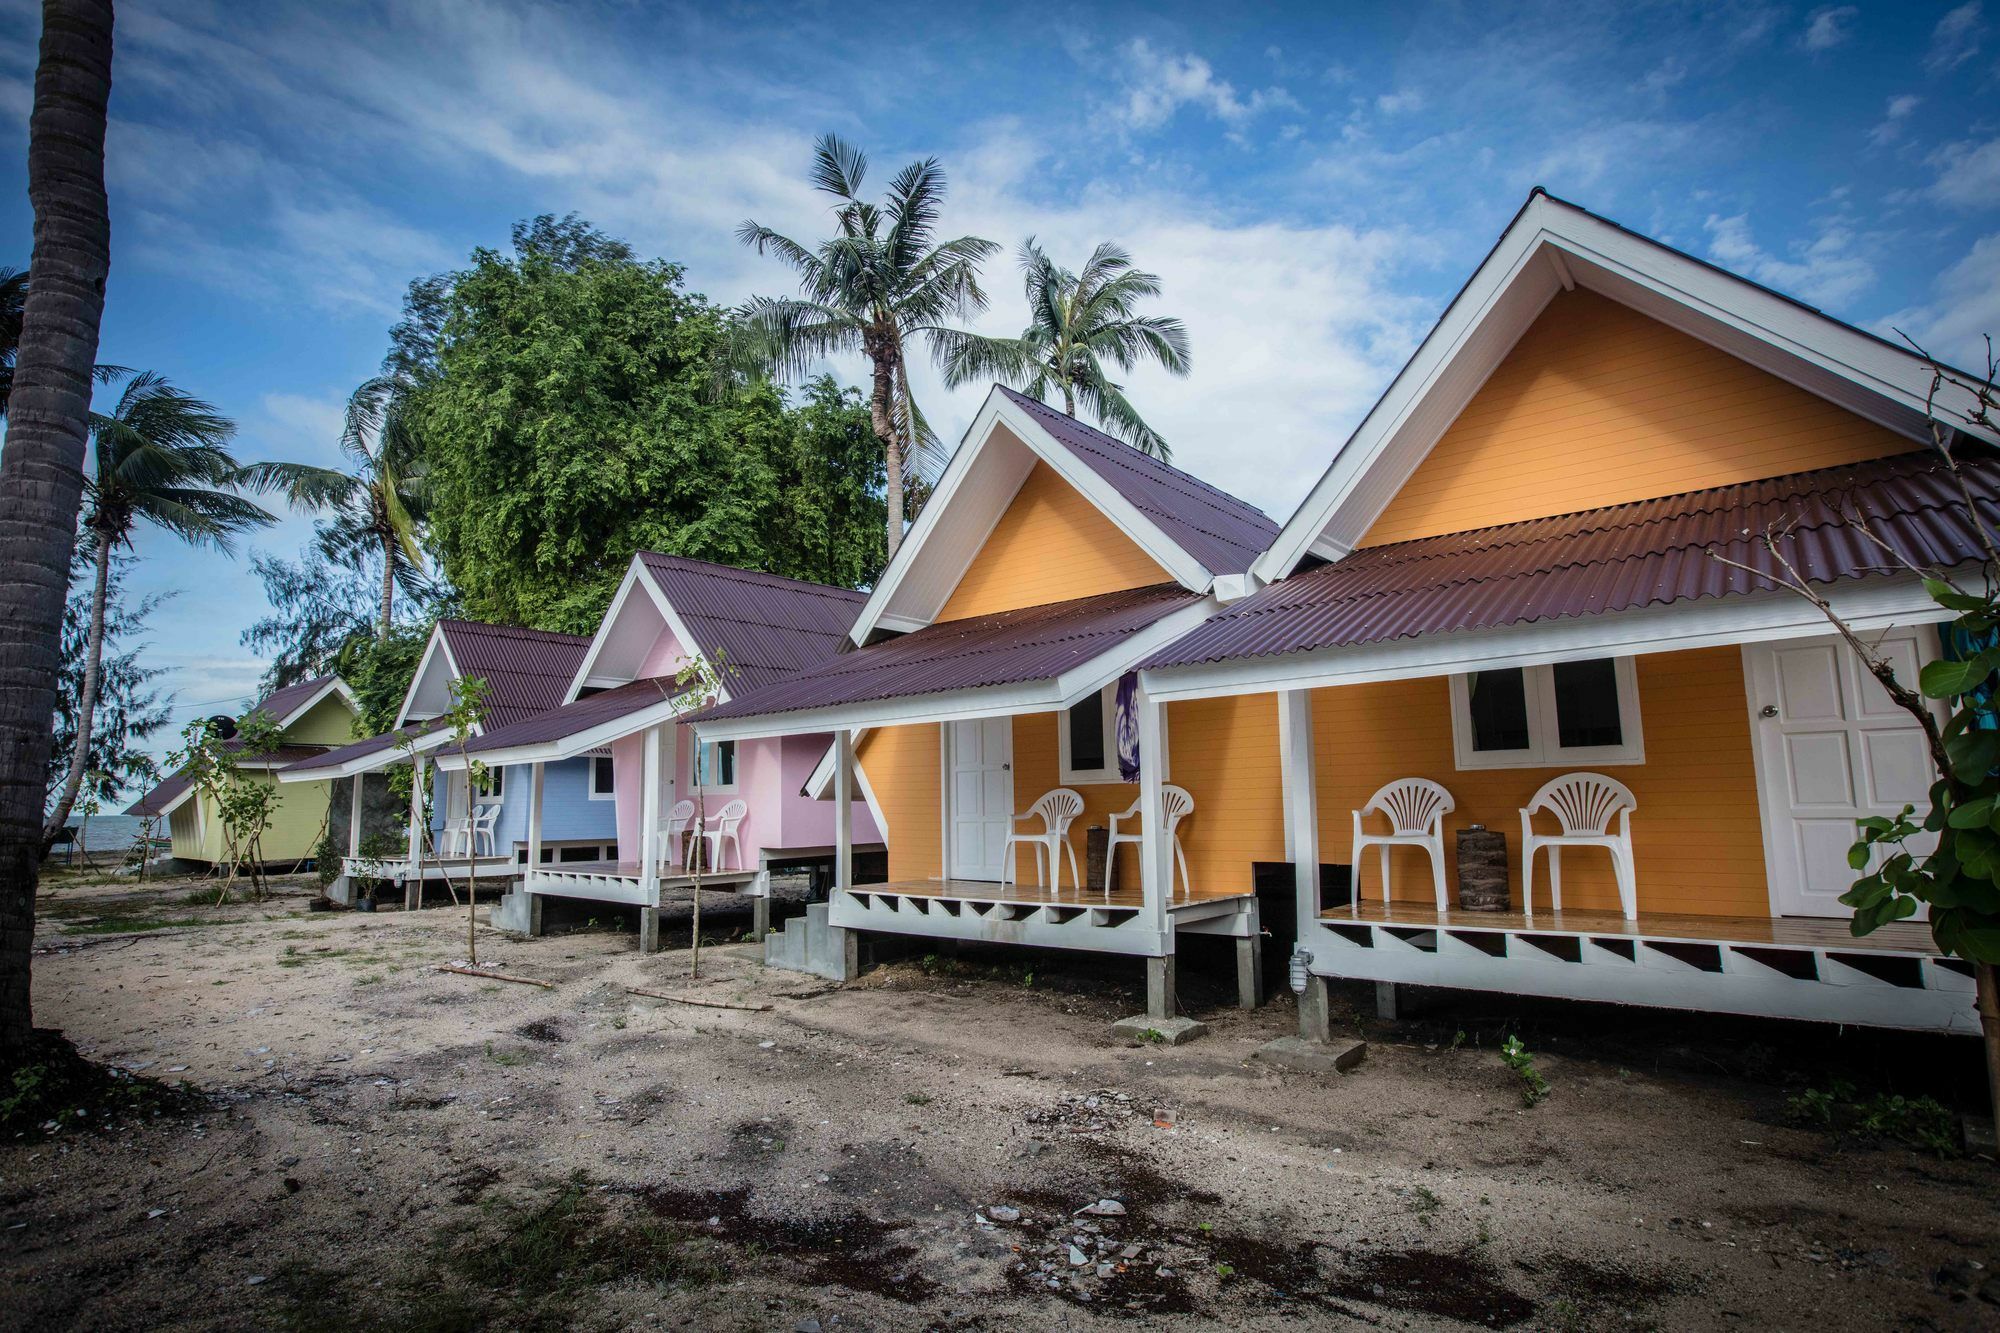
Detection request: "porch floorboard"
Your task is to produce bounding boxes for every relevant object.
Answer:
[1328,902,1941,957]
[860,877,1250,913]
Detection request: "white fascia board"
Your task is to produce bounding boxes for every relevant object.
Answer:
[275,676,359,731]
[1255,193,1999,582]
[393,624,458,728]
[694,680,1065,744]
[635,561,731,705]
[563,558,651,702]
[1139,573,1948,704]
[1051,599,1223,708]
[433,697,685,771]
[152,786,196,817]
[274,729,455,783]
[848,387,1218,643]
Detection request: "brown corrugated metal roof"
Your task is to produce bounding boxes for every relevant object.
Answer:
[999,387,1277,576]
[124,677,345,815]
[1145,449,1999,672]
[280,719,450,776]
[124,770,193,817]
[460,676,683,756]
[437,620,591,729]
[639,554,867,695]
[246,674,342,726]
[694,582,1200,724]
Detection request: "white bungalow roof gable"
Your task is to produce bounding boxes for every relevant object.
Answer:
[393,622,462,729]
[848,386,1222,645]
[1255,190,2000,580]
[561,554,721,704]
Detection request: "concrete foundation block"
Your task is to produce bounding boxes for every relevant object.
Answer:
[490,888,535,935]
[638,906,660,954]
[762,903,859,982]
[1110,1015,1207,1046]
[1252,1034,1368,1074]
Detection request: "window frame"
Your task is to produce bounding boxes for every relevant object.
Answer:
[473,765,505,801]
[1058,682,1152,785]
[588,754,616,801]
[695,738,739,794]
[1448,657,1645,770]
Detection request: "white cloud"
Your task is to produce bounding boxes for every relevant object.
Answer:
[1703,212,1875,307]
[1927,2,1985,73]
[1632,57,1688,96]
[1374,88,1426,115]
[1878,232,2000,376]
[1868,93,1921,147]
[1800,5,1858,51]
[1110,38,1300,134]
[1928,136,2000,209]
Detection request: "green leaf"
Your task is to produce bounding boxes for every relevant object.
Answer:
[1921,657,1991,699]
[1948,796,1997,829]
[1945,728,2000,781]
[1924,577,1991,613]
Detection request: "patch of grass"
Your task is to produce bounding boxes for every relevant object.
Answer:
[1499,1034,1549,1107]
[484,1042,526,1068]
[1410,1185,1442,1216]
[903,1092,932,1106]
[180,888,239,906]
[1786,1079,1960,1155]
[59,914,243,936]
[0,1031,205,1141]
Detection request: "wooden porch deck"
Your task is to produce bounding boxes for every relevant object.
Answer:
[830,878,1258,956]
[1328,901,1942,957]
[856,877,1250,913]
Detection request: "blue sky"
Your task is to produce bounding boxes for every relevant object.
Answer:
[2,0,1998,784]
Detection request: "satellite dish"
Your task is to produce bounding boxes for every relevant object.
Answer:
[204,714,239,740]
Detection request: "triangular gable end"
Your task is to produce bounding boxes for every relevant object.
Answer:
[562,555,705,704]
[849,386,1230,644]
[395,624,462,729]
[1256,189,2000,579]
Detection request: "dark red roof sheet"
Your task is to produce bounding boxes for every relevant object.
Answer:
[695,583,1200,724]
[460,676,683,756]
[124,770,193,817]
[124,678,345,815]
[246,674,343,726]
[280,719,450,776]
[437,620,590,729]
[1146,449,1999,671]
[639,554,867,695]
[998,387,1278,577]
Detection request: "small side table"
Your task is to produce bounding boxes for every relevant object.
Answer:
[1456,825,1510,912]
[1085,825,1109,893]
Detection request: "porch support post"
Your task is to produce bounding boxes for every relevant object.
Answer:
[347,774,363,859]
[525,761,545,872]
[1138,690,1178,1024]
[638,724,662,954]
[1279,688,1332,1043]
[834,729,854,893]
[405,754,427,911]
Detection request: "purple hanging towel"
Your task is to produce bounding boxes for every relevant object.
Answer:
[1115,672,1142,781]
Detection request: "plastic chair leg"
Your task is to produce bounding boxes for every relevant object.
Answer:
[1430,838,1447,911]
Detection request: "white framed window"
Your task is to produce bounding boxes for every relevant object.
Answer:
[1059,683,1128,785]
[474,766,504,800]
[589,755,615,801]
[695,739,738,793]
[1448,657,1644,770]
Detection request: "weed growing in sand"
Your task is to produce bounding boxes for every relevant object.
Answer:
[1786,1080,1959,1155]
[60,914,242,936]
[1409,1185,1442,1221]
[1499,1035,1549,1107]
[904,1092,932,1106]
[485,1043,526,1068]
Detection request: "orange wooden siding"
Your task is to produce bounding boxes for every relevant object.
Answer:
[937,460,1171,621]
[1364,289,1917,546]
[1307,646,1769,916]
[856,724,940,883]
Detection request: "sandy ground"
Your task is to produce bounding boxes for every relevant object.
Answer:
[3,869,1998,1332]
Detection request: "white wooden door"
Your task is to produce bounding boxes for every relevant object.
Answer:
[948,717,1013,881]
[1747,628,1939,918]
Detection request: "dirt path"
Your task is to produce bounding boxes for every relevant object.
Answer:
[2,873,1997,1330]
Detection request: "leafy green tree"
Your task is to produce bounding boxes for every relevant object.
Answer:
[173,709,285,902]
[404,217,843,630]
[47,548,169,820]
[44,373,272,847]
[767,376,888,588]
[738,134,997,557]
[243,374,430,640]
[936,238,1191,460]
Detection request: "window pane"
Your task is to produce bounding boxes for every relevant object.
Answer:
[1068,691,1106,772]
[1467,669,1532,752]
[1553,658,1623,748]
[717,741,735,786]
[592,756,614,795]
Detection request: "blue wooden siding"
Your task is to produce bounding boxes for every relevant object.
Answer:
[429,757,616,853]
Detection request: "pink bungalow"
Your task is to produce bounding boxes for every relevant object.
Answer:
[433,553,884,948]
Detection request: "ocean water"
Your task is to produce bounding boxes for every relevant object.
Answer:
[55,813,150,854]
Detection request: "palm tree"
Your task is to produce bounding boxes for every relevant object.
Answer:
[936,238,1192,460]
[0,266,25,415]
[43,373,273,846]
[244,374,429,639]
[738,134,997,558]
[0,0,116,1064]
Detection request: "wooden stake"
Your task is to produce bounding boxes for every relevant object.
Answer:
[623,986,770,1012]
[436,964,552,989]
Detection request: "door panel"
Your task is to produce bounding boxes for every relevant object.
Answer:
[948,717,1012,881]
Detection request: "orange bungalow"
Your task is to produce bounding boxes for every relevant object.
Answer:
[694,191,1998,1042]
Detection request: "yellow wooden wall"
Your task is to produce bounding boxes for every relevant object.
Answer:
[857,723,941,882]
[1364,288,1917,546]
[284,691,360,745]
[938,461,1170,620]
[1307,646,1768,916]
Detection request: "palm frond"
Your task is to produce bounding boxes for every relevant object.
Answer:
[930,328,1035,388]
[1078,376,1171,461]
[810,133,868,201]
[737,296,865,378]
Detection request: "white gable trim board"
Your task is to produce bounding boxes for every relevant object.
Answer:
[431,695,686,772]
[274,676,359,730]
[563,555,732,705]
[1254,192,2000,581]
[395,623,463,729]
[849,388,1222,645]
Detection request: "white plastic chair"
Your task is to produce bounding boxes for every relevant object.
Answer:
[1105,785,1194,898]
[660,798,696,868]
[695,798,748,872]
[1002,789,1085,891]
[1521,772,1638,919]
[1351,779,1455,913]
[468,802,501,857]
[439,815,470,858]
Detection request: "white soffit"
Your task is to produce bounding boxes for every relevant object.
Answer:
[564,559,668,700]
[1256,191,2000,580]
[394,625,458,728]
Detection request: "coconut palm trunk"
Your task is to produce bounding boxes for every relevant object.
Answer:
[378,531,397,640]
[0,0,115,1062]
[42,534,111,844]
[866,329,903,559]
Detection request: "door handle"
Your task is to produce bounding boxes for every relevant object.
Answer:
[1003,763,1011,770]
[1759,705,1779,719]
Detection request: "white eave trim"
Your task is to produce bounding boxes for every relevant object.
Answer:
[698,597,1217,742]
[1138,573,1948,704]
[562,556,732,706]
[1254,192,2000,582]
[848,387,1219,645]
[274,728,455,783]
[433,696,686,771]
[394,624,460,729]
[273,676,358,731]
